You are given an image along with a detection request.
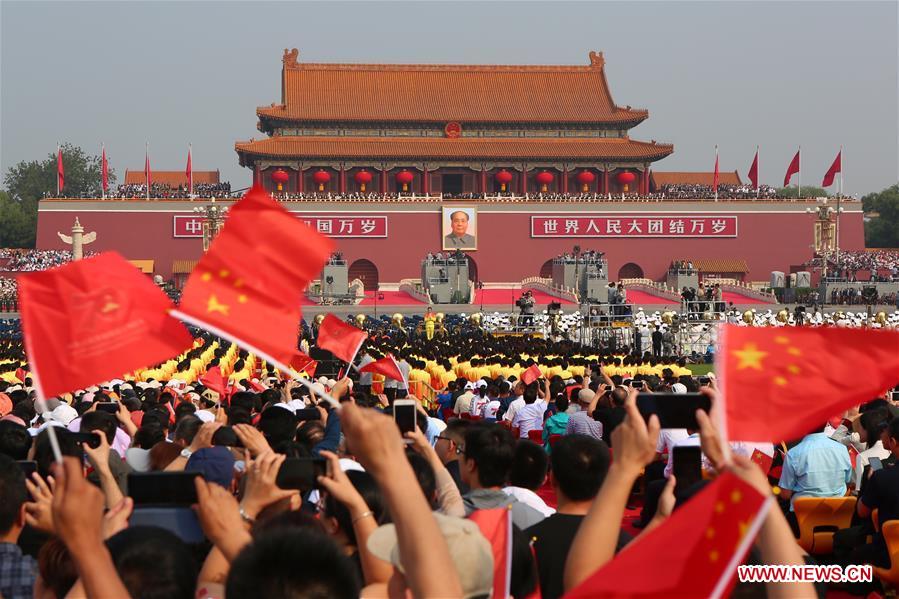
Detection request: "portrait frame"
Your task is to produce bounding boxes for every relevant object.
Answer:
[441,205,478,251]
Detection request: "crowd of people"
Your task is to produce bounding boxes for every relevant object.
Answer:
[657,183,781,199]
[49,182,234,199]
[0,250,79,272]
[805,251,899,282]
[0,317,896,599]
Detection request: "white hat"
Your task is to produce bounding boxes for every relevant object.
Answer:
[195,409,216,423]
[671,383,688,394]
[44,404,78,426]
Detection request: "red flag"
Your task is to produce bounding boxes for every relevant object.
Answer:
[316,314,367,364]
[18,252,192,397]
[784,149,800,187]
[521,364,542,386]
[185,146,192,194]
[718,325,899,442]
[468,508,512,599]
[360,355,406,385]
[747,149,759,190]
[248,379,266,393]
[14,368,27,384]
[712,149,719,191]
[848,445,860,470]
[750,449,773,474]
[57,147,64,193]
[175,186,334,366]
[822,150,842,187]
[145,150,151,188]
[199,366,226,396]
[289,351,317,377]
[564,473,770,598]
[101,146,108,193]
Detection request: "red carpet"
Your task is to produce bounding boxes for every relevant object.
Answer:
[626,290,678,306]
[474,288,576,306]
[358,290,423,305]
[722,291,773,305]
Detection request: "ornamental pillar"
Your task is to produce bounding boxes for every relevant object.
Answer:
[380,168,388,194]
[339,165,346,194]
[253,164,260,186]
[423,166,429,195]
[521,165,527,194]
[297,167,304,193]
[481,168,487,194]
[603,168,610,194]
[562,165,569,194]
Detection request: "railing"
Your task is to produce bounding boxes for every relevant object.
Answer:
[521,276,579,303]
[398,279,431,304]
[619,278,682,302]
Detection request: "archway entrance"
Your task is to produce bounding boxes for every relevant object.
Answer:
[348,259,379,291]
[539,259,554,279]
[617,262,644,280]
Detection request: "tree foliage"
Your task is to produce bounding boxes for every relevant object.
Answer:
[0,144,115,248]
[862,184,899,248]
[776,185,829,199]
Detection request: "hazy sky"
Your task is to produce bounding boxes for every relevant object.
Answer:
[2,1,897,195]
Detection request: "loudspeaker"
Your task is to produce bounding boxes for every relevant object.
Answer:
[795,271,811,288]
[770,271,785,288]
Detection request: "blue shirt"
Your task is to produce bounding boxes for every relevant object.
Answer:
[778,433,852,509]
[0,543,36,599]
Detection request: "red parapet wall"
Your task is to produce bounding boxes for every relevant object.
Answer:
[36,199,866,283]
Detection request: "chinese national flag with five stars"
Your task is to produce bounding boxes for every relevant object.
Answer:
[176,186,333,366]
[564,472,770,598]
[359,355,406,385]
[718,325,899,442]
[316,314,367,364]
[18,252,193,397]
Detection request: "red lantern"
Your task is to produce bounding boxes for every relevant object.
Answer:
[395,169,414,192]
[576,170,595,192]
[271,168,290,192]
[312,169,331,191]
[616,171,636,193]
[535,170,554,192]
[495,170,513,192]
[354,170,372,192]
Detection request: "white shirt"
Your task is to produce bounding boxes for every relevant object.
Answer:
[503,396,525,422]
[512,400,547,438]
[481,400,501,420]
[656,429,689,455]
[855,440,891,488]
[454,392,474,415]
[470,396,488,416]
[503,486,556,517]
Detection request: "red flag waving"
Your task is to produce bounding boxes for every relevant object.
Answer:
[18,252,192,397]
[750,449,774,475]
[747,149,759,190]
[14,368,27,384]
[712,150,720,191]
[360,355,406,385]
[185,147,192,192]
[718,325,899,442]
[564,473,770,599]
[784,149,800,187]
[316,314,367,364]
[289,351,318,377]
[101,146,108,193]
[521,363,542,386]
[144,151,151,188]
[468,508,512,599]
[822,150,842,187]
[57,147,64,192]
[199,365,226,395]
[176,186,334,366]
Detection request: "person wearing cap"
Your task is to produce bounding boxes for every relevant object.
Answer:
[566,387,603,440]
[453,384,475,416]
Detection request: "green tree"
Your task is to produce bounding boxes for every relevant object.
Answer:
[1,144,114,248]
[862,184,899,248]
[776,185,829,199]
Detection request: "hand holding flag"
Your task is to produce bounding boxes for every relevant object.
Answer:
[316,314,367,364]
[521,363,542,386]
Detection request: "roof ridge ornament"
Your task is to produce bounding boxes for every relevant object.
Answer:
[283,48,299,69]
[589,51,604,68]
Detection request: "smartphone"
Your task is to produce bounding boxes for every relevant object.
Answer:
[295,408,321,422]
[869,457,884,472]
[95,402,119,414]
[631,380,645,390]
[129,472,200,506]
[698,376,711,386]
[636,393,711,429]
[59,430,102,449]
[394,399,417,439]
[276,457,326,492]
[16,460,37,478]
[211,426,243,448]
[672,445,703,495]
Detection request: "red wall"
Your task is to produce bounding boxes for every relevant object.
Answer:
[36,200,866,284]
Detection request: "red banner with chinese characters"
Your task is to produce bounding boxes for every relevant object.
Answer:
[173,214,387,238]
[531,215,737,238]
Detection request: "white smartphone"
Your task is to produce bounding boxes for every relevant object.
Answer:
[393,399,417,442]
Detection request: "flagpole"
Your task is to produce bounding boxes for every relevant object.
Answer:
[101,142,105,200]
[797,146,801,199]
[56,142,60,196]
[755,145,760,199]
[21,325,63,463]
[189,143,193,199]
[836,145,842,278]
[714,145,719,202]
[146,142,150,200]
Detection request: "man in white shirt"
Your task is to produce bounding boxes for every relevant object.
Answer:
[502,381,526,423]
[511,387,546,439]
[480,397,501,420]
[453,385,475,416]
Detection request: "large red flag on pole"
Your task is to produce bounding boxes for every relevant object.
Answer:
[359,355,406,386]
[144,143,151,199]
[712,145,719,201]
[56,144,64,195]
[186,144,193,197]
[747,147,759,193]
[717,324,899,442]
[174,185,334,368]
[564,473,770,598]
[783,148,801,194]
[316,314,367,364]
[18,252,193,397]
[101,144,108,197]
[822,149,842,188]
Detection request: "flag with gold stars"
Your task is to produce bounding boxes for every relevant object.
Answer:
[564,472,770,599]
[177,186,333,366]
[718,325,899,442]
[18,252,193,397]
